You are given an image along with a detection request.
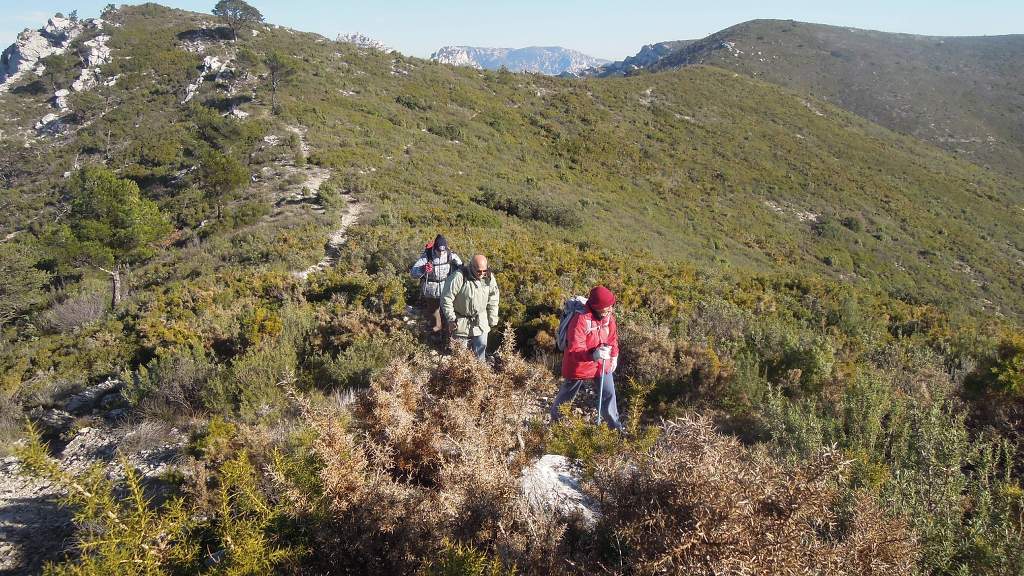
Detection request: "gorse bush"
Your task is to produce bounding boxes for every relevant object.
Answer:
[422,540,517,576]
[594,415,919,575]
[16,422,302,575]
[967,331,1024,398]
[122,344,214,420]
[760,370,1024,574]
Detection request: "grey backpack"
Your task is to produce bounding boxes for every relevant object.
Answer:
[556,296,588,351]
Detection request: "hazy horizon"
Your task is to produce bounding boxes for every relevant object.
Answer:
[2,0,1023,61]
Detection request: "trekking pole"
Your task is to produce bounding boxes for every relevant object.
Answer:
[597,357,606,426]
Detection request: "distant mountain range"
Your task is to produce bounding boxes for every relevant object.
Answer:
[572,40,694,77]
[430,45,608,75]
[581,20,1024,179]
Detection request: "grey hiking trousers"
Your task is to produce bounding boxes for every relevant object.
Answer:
[549,372,623,430]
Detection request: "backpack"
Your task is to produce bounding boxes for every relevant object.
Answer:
[556,296,589,351]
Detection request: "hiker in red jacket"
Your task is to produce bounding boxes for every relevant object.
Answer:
[550,285,623,430]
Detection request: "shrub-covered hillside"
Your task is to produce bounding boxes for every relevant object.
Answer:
[1,3,1022,575]
[649,19,1024,180]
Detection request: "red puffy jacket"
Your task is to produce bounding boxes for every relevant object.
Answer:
[561,308,619,380]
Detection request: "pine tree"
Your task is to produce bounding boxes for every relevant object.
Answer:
[0,242,50,326]
[39,52,78,93]
[59,166,171,307]
[263,51,297,114]
[198,150,249,220]
[212,0,264,41]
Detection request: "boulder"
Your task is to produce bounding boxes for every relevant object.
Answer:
[34,112,63,132]
[52,88,70,110]
[64,378,121,414]
[520,454,600,528]
[26,408,74,441]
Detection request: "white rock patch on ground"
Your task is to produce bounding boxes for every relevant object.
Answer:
[0,378,187,575]
[520,454,600,528]
[182,55,227,104]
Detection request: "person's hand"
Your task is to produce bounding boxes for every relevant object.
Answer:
[592,346,612,361]
[424,262,434,274]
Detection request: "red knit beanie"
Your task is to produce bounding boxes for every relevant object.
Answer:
[587,285,616,310]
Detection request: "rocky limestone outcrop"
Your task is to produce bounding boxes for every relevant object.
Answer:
[71,34,113,91]
[574,39,695,77]
[336,32,392,52]
[182,55,228,104]
[0,16,85,92]
[1,14,115,137]
[520,454,600,528]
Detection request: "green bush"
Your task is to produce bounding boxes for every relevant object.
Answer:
[967,332,1024,398]
[205,341,297,420]
[421,540,515,576]
[472,186,581,229]
[122,344,214,420]
[396,94,433,111]
[427,122,464,141]
[308,331,417,390]
[841,214,865,233]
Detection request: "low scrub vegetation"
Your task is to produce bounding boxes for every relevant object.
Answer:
[0,4,1022,575]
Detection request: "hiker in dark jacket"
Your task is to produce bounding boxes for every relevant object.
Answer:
[410,234,463,334]
[550,285,623,430]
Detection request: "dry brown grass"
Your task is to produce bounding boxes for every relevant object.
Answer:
[270,329,918,575]
[278,327,569,574]
[592,415,919,575]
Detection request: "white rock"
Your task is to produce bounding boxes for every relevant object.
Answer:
[34,112,61,131]
[520,454,600,527]
[42,16,77,39]
[203,55,224,72]
[53,88,70,110]
[80,34,111,68]
[71,34,112,91]
[64,378,121,414]
[0,15,85,92]
[336,32,391,52]
[181,56,226,104]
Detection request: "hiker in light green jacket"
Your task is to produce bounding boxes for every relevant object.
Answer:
[440,254,499,360]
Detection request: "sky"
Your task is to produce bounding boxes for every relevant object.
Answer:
[1,0,1022,61]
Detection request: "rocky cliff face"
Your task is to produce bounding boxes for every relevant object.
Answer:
[0,16,88,91]
[430,45,608,75]
[1,13,115,136]
[573,39,693,77]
